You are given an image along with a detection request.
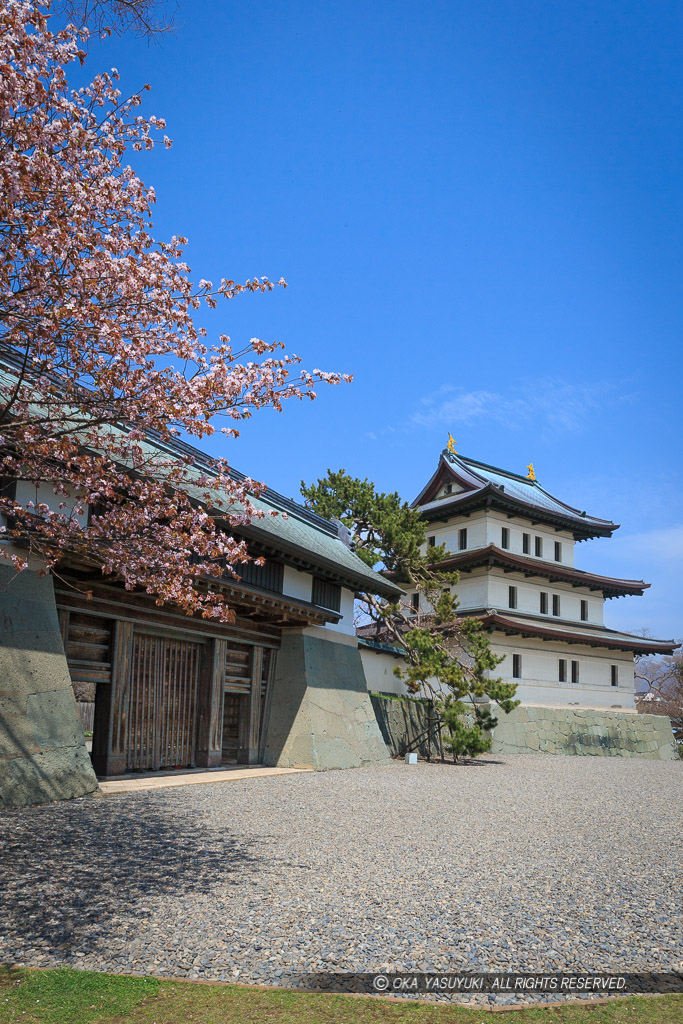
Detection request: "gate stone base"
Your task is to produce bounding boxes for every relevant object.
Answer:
[0,564,99,808]
[263,627,391,770]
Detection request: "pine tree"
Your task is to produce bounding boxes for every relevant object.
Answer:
[301,470,519,760]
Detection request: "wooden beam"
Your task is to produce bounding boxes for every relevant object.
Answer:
[238,646,264,765]
[91,619,133,777]
[196,638,226,769]
[258,650,277,764]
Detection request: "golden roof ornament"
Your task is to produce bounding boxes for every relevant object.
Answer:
[526,462,536,482]
[447,433,457,455]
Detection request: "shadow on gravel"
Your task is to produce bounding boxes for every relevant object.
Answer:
[0,793,259,957]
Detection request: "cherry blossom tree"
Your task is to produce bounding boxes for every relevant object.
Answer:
[0,1,349,620]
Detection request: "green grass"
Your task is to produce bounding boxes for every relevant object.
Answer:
[0,967,681,1024]
[0,966,158,1024]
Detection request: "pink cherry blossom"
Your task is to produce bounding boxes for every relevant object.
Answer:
[0,1,350,620]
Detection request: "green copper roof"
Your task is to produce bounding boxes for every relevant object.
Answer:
[0,358,401,599]
[415,450,617,538]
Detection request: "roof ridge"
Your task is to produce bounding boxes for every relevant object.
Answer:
[445,450,615,527]
[456,453,532,484]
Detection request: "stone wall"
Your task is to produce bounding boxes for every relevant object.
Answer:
[0,564,99,808]
[370,693,442,758]
[369,693,679,761]
[491,705,678,759]
[263,627,392,770]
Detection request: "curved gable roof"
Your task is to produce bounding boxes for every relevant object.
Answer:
[414,451,617,540]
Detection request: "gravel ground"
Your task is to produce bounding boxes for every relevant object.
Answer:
[0,754,681,1004]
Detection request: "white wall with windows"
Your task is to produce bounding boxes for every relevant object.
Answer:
[283,567,356,636]
[422,509,576,567]
[359,637,635,707]
[490,634,635,708]
[405,568,606,625]
[485,572,605,625]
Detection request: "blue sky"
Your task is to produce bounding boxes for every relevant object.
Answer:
[71,1,681,640]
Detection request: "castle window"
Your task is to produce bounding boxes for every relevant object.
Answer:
[445,483,453,494]
[580,599,588,621]
[534,536,543,557]
[458,528,467,550]
[237,558,284,594]
[312,577,341,613]
[611,664,618,687]
[411,592,419,612]
[571,660,580,684]
[428,535,435,547]
[559,658,567,682]
[512,654,522,679]
[508,585,517,609]
[501,527,510,550]
[522,532,530,554]
[540,591,548,614]
[554,541,562,562]
[552,594,561,616]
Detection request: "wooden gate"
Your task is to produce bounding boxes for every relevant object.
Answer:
[127,633,202,772]
[221,642,275,764]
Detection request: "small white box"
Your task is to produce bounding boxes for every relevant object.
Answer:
[405,752,418,765]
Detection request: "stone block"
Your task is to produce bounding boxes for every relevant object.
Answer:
[264,631,391,770]
[0,565,98,806]
[0,744,97,808]
[0,648,73,696]
[27,690,85,750]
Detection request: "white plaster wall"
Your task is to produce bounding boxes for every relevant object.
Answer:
[448,572,489,611]
[282,565,312,603]
[490,634,635,708]
[360,647,406,694]
[325,586,356,636]
[423,511,488,556]
[13,479,89,529]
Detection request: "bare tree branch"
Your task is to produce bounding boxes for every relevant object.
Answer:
[53,0,184,38]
